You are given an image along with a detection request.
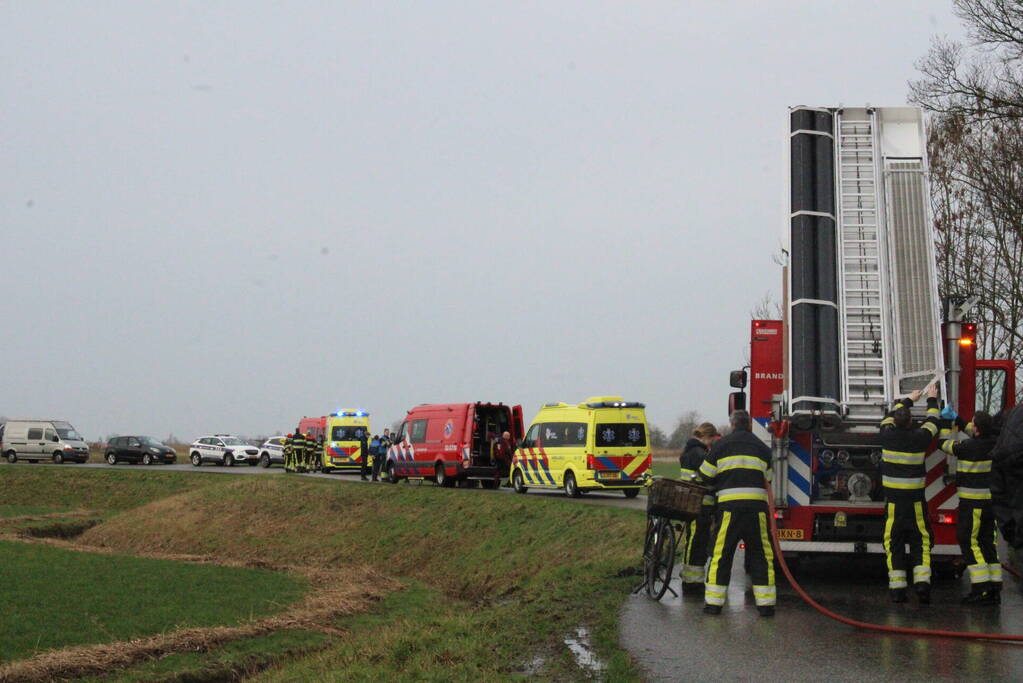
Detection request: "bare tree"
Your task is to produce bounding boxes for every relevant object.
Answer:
[913,2,1023,404]
[648,424,668,448]
[750,291,783,320]
[911,0,1023,121]
[667,410,702,450]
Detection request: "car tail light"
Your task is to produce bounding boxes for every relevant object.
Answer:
[586,454,595,470]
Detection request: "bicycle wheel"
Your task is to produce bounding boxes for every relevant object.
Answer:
[646,517,677,600]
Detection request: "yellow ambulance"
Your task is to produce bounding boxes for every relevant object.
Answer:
[301,410,372,473]
[511,397,650,498]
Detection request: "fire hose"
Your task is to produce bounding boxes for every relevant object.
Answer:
[764,496,1023,643]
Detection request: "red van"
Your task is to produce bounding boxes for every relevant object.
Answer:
[386,402,523,488]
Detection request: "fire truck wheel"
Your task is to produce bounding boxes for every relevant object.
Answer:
[564,471,580,498]
[623,488,640,499]
[512,469,528,494]
[387,461,400,484]
[435,463,453,487]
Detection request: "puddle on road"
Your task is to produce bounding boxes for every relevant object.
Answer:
[564,626,606,675]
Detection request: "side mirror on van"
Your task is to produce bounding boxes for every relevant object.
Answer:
[729,370,748,389]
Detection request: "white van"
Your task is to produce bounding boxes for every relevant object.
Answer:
[1,419,90,464]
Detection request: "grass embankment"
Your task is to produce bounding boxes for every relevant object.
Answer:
[81,474,645,679]
[2,468,647,679]
[0,540,307,662]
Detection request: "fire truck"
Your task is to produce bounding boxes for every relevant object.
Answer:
[728,106,1017,562]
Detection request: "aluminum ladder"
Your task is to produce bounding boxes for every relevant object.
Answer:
[836,109,890,421]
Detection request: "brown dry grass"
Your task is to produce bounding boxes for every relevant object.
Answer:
[0,539,397,683]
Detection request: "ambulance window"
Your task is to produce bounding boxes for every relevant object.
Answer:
[410,420,428,444]
[521,424,539,448]
[595,424,647,447]
[537,423,587,447]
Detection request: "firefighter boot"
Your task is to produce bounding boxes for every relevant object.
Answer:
[680,582,705,598]
[703,604,722,615]
[889,588,908,603]
[914,582,931,605]
[757,606,775,617]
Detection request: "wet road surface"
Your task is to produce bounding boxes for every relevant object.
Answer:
[620,549,1023,682]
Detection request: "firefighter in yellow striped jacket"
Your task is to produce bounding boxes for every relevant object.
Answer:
[678,423,720,596]
[940,409,1001,605]
[698,410,775,617]
[879,385,940,604]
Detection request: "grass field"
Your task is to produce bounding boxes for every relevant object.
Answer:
[0,540,307,662]
[1,467,648,679]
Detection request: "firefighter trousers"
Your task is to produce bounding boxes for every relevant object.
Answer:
[681,504,714,584]
[705,507,775,607]
[957,502,1002,593]
[883,498,933,589]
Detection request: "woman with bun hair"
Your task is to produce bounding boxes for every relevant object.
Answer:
[678,422,721,595]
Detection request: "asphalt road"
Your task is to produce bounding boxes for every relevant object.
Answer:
[7,460,1023,680]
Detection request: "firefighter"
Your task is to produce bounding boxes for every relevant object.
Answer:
[293,429,307,473]
[306,432,320,472]
[941,410,1002,604]
[699,410,775,617]
[358,428,371,481]
[879,385,940,604]
[678,422,720,596]
[283,433,295,473]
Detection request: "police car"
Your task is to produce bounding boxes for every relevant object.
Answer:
[189,434,260,467]
[259,436,287,468]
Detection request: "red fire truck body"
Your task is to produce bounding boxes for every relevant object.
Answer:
[740,319,1016,558]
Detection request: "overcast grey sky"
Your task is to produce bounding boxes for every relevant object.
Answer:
[1,1,964,441]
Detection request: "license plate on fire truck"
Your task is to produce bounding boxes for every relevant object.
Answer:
[776,529,804,540]
[597,471,621,481]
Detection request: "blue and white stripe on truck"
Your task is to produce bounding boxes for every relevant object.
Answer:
[753,417,810,506]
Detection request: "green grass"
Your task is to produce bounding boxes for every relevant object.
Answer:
[0,540,307,662]
[80,475,646,679]
[3,468,648,679]
[650,458,680,479]
[0,467,211,513]
[0,505,68,518]
[80,629,328,682]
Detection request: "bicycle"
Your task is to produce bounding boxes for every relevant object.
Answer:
[633,475,707,601]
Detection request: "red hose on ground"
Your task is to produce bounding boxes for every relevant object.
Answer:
[766,498,1023,643]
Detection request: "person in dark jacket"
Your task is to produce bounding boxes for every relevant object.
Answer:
[699,410,775,617]
[990,404,1023,584]
[372,429,392,482]
[678,422,720,596]
[940,410,1001,604]
[879,385,940,604]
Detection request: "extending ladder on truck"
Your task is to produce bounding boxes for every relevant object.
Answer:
[836,109,890,422]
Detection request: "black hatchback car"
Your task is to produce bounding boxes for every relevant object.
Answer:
[105,436,177,465]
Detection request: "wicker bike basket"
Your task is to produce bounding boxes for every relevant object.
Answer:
[646,478,707,521]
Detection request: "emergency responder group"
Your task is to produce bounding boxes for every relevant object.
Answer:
[679,386,1009,616]
[282,428,392,478]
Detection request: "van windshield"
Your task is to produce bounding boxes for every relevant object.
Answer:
[53,422,83,441]
[595,423,646,447]
[332,426,366,441]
